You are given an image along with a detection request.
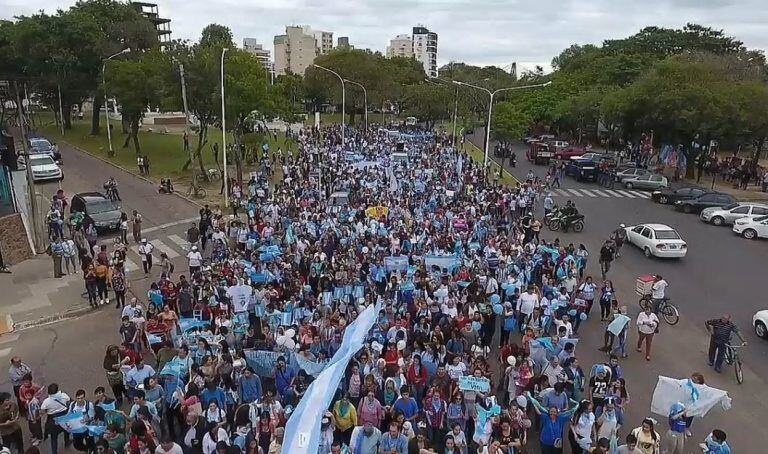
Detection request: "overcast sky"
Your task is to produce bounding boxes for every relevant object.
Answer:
[2,0,767,72]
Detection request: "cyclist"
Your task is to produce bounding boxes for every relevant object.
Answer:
[650,275,668,314]
[704,314,746,373]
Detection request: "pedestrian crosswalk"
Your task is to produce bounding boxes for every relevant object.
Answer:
[547,188,650,199]
[114,234,192,276]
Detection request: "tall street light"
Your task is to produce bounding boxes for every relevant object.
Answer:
[220,47,229,207]
[102,48,131,157]
[428,77,488,149]
[454,80,551,168]
[343,79,367,129]
[313,64,345,147]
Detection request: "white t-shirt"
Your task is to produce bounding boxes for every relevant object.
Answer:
[652,280,668,299]
[636,312,659,335]
[155,444,183,454]
[187,251,203,267]
[517,292,539,315]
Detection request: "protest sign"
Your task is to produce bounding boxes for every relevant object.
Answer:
[458,376,491,393]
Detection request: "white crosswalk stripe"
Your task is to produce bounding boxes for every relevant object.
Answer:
[616,190,636,198]
[629,190,650,198]
[167,234,189,251]
[153,239,181,259]
[130,245,161,264]
[604,190,624,197]
[591,189,611,197]
[123,258,140,273]
[581,189,598,197]
[566,189,583,196]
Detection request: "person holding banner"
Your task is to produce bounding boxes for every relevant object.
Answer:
[40,384,71,454]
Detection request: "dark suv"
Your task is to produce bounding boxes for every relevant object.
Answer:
[565,159,598,182]
[674,192,737,214]
[70,192,122,230]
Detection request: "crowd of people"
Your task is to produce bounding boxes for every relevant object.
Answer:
[5,125,736,454]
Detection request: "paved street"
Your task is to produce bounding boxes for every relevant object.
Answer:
[0,140,200,324]
[469,132,768,450]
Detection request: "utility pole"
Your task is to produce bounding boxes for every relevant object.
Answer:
[179,63,194,190]
[57,84,65,136]
[15,81,41,252]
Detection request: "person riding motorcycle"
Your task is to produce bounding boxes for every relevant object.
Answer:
[104,177,120,201]
[561,200,582,232]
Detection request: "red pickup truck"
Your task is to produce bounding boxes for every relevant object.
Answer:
[554,145,589,160]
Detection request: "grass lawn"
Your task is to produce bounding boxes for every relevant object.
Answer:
[37,114,296,181]
[463,141,520,187]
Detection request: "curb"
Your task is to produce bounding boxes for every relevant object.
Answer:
[54,139,205,209]
[12,304,96,331]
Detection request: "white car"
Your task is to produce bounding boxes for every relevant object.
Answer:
[754,310,768,338]
[624,223,687,258]
[701,203,768,226]
[732,215,768,239]
[27,154,63,182]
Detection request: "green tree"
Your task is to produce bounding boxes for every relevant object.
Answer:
[401,84,451,130]
[491,102,532,148]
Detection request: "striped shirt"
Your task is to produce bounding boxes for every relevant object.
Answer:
[705,318,740,344]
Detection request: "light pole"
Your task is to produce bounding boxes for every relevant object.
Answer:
[102,48,130,156]
[220,47,229,207]
[454,80,551,168]
[343,79,367,129]
[313,64,345,147]
[178,62,194,191]
[427,77,488,148]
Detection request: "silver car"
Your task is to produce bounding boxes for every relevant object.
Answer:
[617,167,651,182]
[623,174,668,190]
[700,203,768,226]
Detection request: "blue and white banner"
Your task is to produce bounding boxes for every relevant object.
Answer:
[282,303,380,454]
[55,411,87,434]
[384,256,409,273]
[424,254,461,272]
[458,376,491,393]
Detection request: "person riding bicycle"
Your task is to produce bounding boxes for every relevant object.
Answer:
[705,314,746,373]
[561,200,581,232]
[610,223,628,257]
[104,177,121,201]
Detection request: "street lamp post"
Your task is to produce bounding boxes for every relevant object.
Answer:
[454,80,551,168]
[313,64,345,147]
[220,48,229,207]
[178,62,194,191]
[102,48,130,156]
[343,79,367,129]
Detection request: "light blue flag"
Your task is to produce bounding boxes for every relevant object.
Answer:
[282,303,380,454]
[55,411,87,434]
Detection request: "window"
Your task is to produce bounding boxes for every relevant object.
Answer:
[752,207,768,216]
[731,206,749,214]
[632,226,644,234]
[717,196,734,204]
[640,227,652,238]
[636,175,650,181]
[655,230,681,240]
[698,195,715,202]
[651,175,663,182]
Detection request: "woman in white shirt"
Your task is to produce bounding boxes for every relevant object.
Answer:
[569,400,596,454]
[635,306,659,361]
[201,423,229,454]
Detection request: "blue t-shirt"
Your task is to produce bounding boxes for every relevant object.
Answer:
[393,397,419,419]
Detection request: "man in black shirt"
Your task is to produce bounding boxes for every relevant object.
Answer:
[599,241,616,279]
[705,314,746,372]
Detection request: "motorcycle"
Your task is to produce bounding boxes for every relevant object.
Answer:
[548,212,585,232]
[544,206,561,229]
[104,181,119,202]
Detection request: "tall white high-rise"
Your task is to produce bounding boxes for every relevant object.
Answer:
[412,25,438,77]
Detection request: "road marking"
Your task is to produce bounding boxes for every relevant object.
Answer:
[580,189,598,197]
[167,234,189,251]
[629,190,650,198]
[0,348,12,359]
[153,239,181,258]
[616,190,636,198]
[567,189,584,197]
[604,190,624,197]
[143,217,198,234]
[129,245,160,264]
[591,189,610,197]
[123,258,139,273]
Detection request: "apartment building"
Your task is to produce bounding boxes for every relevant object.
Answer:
[386,34,414,59]
[243,38,272,72]
[273,26,334,76]
[412,26,438,78]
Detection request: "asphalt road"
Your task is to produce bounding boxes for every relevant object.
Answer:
[2,136,765,451]
[470,131,768,450]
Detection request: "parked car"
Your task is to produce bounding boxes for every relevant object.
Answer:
[624,223,687,258]
[573,152,603,162]
[700,203,768,226]
[28,137,62,162]
[565,158,598,182]
[674,192,737,214]
[70,192,122,230]
[651,186,711,205]
[554,146,588,160]
[753,310,768,338]
[24,154,63,182]
[623,174,668,190]
[616,167,651,182]
[732,215,768,239]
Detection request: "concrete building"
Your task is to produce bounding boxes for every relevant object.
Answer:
[243,38,273,71]
[130,2,171,44]
[273,26,334,76]
[337,36,350,49]
[387,34,414,59]
[412,26,438,77]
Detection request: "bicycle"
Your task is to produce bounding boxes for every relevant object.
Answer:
[638,294,679,325]
[724,343,745,384]
[186,184,207,199]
